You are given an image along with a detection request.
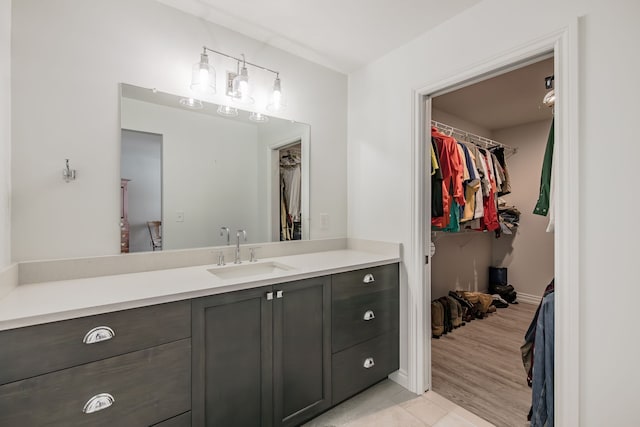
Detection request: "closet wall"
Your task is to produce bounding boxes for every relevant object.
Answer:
[430,108,494,298]
[491,120,554,299]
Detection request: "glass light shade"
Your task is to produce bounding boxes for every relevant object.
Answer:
[249,112,269,123]
[267,77,286,112]
[217,104,239,117]
[179,97,203,109]
[190,53,216,96]
[231,65,253,104]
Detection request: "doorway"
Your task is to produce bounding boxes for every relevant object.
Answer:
[427,56,555,426]
[412,24,580,427]
[121,129,163,253]
[278,142,302,241]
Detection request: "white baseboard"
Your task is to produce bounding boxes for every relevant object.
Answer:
[517,292,542,305]
[388,369,410,391]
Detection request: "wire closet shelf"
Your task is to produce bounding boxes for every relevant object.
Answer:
[431,120,517,156]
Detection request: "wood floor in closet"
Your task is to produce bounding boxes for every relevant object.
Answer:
[431,301,537,427]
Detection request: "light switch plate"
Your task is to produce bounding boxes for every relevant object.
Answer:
[320,213,329,230]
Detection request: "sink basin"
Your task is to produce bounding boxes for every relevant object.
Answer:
[207,261,295,280]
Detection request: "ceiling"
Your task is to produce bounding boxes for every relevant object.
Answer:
[156,0,482,73]
[433,57,555,130]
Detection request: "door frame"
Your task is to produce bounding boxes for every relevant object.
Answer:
[410,21,580,426]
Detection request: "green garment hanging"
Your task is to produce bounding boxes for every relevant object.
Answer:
[534,119,554,216]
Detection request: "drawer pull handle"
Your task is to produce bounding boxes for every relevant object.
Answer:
[363,310,375,321]
[83,393,115,414]
[276,290,283,299]
[266,292,274,301]
[363,274,375,284]
[363,357,375,369]
[83,326,115,344]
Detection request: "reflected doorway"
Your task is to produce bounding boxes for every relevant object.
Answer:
[121,129,163,253]
[278,142,302,241]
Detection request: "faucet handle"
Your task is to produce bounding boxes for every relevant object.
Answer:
[217,251,225,266]
[249,247,259,262]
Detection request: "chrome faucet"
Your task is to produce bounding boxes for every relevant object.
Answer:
[220,226,230,245]
[235,229,247,264]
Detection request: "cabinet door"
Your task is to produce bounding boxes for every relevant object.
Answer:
[192,286,273,427]
[273,277,331,427]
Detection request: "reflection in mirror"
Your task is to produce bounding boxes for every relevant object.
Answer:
[120,83,310,253]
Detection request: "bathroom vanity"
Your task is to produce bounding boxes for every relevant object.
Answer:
[0,244,400,426]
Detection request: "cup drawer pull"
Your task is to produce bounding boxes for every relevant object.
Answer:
[363,310,375,321]
[82,393,115,414]
[363,357,375,369]
[363,273,375,284]
[83,326,116,344]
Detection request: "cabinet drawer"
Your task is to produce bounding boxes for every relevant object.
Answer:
[332,287,399,353]
[332,264,398,300]
[152,411,191,426]
[0,339,191,426]
[0,300,191,385]
[332,330,399,405]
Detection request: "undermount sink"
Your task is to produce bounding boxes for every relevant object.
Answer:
[207,261,295,280]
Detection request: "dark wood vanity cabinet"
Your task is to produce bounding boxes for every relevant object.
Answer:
[331,264,400,405]
[0,301,192,426]
[0,262,398,426]
[192,276,332,427]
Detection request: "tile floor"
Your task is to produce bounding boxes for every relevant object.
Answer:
[302,380,495,427]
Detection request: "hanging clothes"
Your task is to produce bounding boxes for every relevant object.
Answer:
[521,280,555,427]
[478,149,500,232]
[431,139,444,217]
[431,127,465,229]
[534,119,554,216]
[429,123,515,235]
[459,143,481,223]
[492,147,512,196]
[282,164,301,221]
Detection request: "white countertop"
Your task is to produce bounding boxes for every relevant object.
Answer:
[0,249,400,331]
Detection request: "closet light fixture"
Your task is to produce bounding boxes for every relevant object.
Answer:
[217,104,238,117]
[191,46,283,109]
[190,49,216,96]
[249,112,269,123]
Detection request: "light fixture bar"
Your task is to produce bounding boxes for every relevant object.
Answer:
[202,46,279,77]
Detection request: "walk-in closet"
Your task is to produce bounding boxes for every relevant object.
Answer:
[428,56,555,427]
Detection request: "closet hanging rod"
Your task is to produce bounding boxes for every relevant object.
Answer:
[431,120,517,155]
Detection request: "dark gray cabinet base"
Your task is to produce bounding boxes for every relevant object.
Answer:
[0,339,191,426]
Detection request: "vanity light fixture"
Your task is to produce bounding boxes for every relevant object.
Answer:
[267,75,285,112]
[190,48,216,96]
[179,97,203,109]
[217,104,239,117]
[231,55,253,104]
[191,46,284,110]
[249,112,269,123]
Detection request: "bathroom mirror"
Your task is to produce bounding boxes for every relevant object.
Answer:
[120,83,310,253]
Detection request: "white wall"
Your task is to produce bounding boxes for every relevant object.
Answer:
[492,119,554,298]
[348,0,640,423]
[121,130,162,253]
[121,97,261,249]
[11,0,347,261]
[0,0,10,268]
